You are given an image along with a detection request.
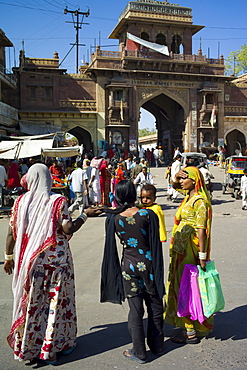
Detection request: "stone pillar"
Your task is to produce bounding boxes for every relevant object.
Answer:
[167,28,172,52]
[217,89,225,145]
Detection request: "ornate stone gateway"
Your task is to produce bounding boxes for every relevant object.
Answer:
[88,0,232,157]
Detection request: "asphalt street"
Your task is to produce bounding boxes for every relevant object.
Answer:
[0,165,246,369]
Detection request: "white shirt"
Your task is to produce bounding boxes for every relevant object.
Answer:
[0,165,7,186]
[139,147,145,159]
[134,172,153,185]
[199,167,212,185]
[173,149,181,159]
[171,160,182,181]
[241,175,247,192]
[70,168,88,193]
[153,149,159,159]
[125,159,132,171]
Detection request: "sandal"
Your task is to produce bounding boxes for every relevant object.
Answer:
[123,349,146,364]
[171,331,198,345]
[62,345,76,355]
[39,355,57,365]
[186,335,198,344]
[171,331,187,344]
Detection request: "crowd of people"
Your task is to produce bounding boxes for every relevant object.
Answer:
[2,146,221,365]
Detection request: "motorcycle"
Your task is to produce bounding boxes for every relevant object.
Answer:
[0,186,23,209]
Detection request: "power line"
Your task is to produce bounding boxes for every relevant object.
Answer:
[0,1,60,13]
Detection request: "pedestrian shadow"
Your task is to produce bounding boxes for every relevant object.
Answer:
[211,305,247,341]
[54,320,181,366]
[212,182,223,191]
[211,199,235,206]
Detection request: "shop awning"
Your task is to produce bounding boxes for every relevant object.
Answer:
[41,146,80,158]
[0,139,54,159]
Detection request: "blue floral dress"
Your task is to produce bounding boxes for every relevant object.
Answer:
[115,209,156,298]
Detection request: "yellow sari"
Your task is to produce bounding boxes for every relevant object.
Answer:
[164,166,213,336]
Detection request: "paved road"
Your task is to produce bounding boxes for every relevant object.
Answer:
[0,165,246,369]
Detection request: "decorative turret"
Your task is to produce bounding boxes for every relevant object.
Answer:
[109,0,204,56]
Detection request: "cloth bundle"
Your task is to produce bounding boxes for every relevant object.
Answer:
[177,261,225,322]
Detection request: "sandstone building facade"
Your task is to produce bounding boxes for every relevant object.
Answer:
[3,0,247,158]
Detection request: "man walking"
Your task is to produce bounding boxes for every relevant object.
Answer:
[170,155,182,202]
[68,161,88,214]
[153,147,160,167]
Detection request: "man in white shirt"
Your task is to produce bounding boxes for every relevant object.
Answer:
[173,147,181,159]
[139,145,145,160]
[153,147,160,167]
[170,155,182,202]
[240,168,247,210]
[134,166,153,198]
[68,161,88,214]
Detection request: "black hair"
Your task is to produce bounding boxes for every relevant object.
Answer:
[77,160,82,168]
[141,184,157,197]
[105,180,136,214]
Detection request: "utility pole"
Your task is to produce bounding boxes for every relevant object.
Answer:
[64,6,90,73]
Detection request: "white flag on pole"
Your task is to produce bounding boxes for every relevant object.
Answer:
[210,105,217,127]
[120,99,124,121]
[127,32,169,56]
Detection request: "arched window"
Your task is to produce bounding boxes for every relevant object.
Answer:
[171,35,182,54]
[113,90,123,101]
[141,32,149,41]
[156,33,166,45]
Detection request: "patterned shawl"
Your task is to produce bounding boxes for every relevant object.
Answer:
[7,164,65,348]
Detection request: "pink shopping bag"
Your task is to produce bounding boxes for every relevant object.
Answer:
[177,264,206,324]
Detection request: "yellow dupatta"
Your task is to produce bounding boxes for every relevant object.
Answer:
[170,166,212,257]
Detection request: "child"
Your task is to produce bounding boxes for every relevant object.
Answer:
[140,184,167,242]
[240,168,247,210]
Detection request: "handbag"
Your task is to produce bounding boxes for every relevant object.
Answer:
[197,260,225,318]
[177,264,206,324]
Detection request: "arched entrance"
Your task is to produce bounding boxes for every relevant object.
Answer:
[225,129,246,156]
[139,92,186,161]
[68,126,92,153]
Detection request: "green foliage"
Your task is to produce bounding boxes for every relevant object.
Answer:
[225,44,247,76]
[138,127,157,137]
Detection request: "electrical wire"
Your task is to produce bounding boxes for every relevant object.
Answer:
[0,1,60,13]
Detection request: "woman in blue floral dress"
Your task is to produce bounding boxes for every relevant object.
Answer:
[101,180,165,364]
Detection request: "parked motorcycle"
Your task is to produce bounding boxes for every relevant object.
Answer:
[0,186,23,209]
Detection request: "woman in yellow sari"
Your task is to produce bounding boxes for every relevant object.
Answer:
[164,166,213,343]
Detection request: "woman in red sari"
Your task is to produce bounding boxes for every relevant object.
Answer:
[99,159,111,206]
[4,163,102,365]
[7,161,21,189]
[115,163,127,185]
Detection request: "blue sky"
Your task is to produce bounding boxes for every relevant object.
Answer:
[1,0,247,128]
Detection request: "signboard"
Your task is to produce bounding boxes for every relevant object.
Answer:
[129,139,137,152]
[163,130,170,139]
[218,138,224,147]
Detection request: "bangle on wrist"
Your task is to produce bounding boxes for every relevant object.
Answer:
[198,252,207,260]
[5,253,13,260]
[77,212,88,223]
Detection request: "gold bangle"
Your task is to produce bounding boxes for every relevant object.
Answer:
[4,253,13,260]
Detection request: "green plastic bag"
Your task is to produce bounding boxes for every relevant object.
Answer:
[197,260,225,318]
